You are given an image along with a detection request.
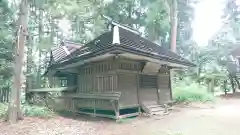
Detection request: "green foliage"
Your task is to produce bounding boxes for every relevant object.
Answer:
[0,0,14,90]
[173,82,215,103]
[22,104,54,117]
[145,0,170,40]
[0,103,54,119]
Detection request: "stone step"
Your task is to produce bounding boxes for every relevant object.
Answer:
[151,111,165,115]
[141,102,169,116]
[147,104,162,109]
[149,107,165,112]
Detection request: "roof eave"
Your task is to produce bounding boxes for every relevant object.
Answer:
[50,45,196,70]
[115,46,196,67]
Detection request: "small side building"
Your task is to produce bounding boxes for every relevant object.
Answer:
[228,46,240,76]
[231,46,240,65]
[44,20,195,119]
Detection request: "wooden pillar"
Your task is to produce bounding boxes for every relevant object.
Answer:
[93,100,96,117]
[156,74,160,103]
[114,57,119,92]
[114,101,120,120]
[136,71,141,113]
[169,68,173,100]
[112,56,120,119]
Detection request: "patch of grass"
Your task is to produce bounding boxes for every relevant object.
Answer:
[0,103,54,119]
[173,82,215,103]
[0,103,8,118]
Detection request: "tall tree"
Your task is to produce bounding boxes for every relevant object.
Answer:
[7,0,28,123]
[177,0,197,57]
[170,0,178,53]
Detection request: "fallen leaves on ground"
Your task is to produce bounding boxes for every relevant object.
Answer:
[0,116,100,135]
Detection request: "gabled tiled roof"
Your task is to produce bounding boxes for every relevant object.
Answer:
[50,41,82,63]
[44,41,82,76]
[118,28,188,63]
[57,32,113,63]
[53,28,194,67]
[47,19,195,71]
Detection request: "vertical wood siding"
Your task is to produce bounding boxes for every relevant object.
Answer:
[138,74,158,102]
[77,60,117,109]
[74,58,172,110]
[118,73,138,107]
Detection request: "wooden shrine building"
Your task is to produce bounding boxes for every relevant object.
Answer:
[44,19,195,119]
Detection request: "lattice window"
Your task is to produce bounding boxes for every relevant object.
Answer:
[60,77,67,87]
[119,62,139,71]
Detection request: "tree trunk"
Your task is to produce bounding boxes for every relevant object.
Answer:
[7,0,28,123]
[169,0,178,99]
[170,0,178,53]
[36,8,43,88]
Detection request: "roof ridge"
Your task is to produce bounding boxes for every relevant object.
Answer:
[118,28,190,62]
[65,44,82,48]
[102,15,140,35]
[63,40,82,45]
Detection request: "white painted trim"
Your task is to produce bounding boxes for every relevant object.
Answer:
[111,21,139,35]
[112,26,120,44]
[63,46,70,55]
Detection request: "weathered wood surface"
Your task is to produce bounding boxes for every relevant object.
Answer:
[45,58,173,119]
[117,73,138,107]
[140,102,166,115]
[28,86,77,92]
[78,111,117,119]
[158,74,171,103]
[60,92,121,100]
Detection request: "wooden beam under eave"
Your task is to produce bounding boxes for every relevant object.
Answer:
[62,68,79,74]
[142,62,161,74]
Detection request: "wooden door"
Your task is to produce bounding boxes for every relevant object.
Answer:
[158,74,171,104]
[138,74,158,103]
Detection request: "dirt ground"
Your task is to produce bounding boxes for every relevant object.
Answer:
[1,97,240,135]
